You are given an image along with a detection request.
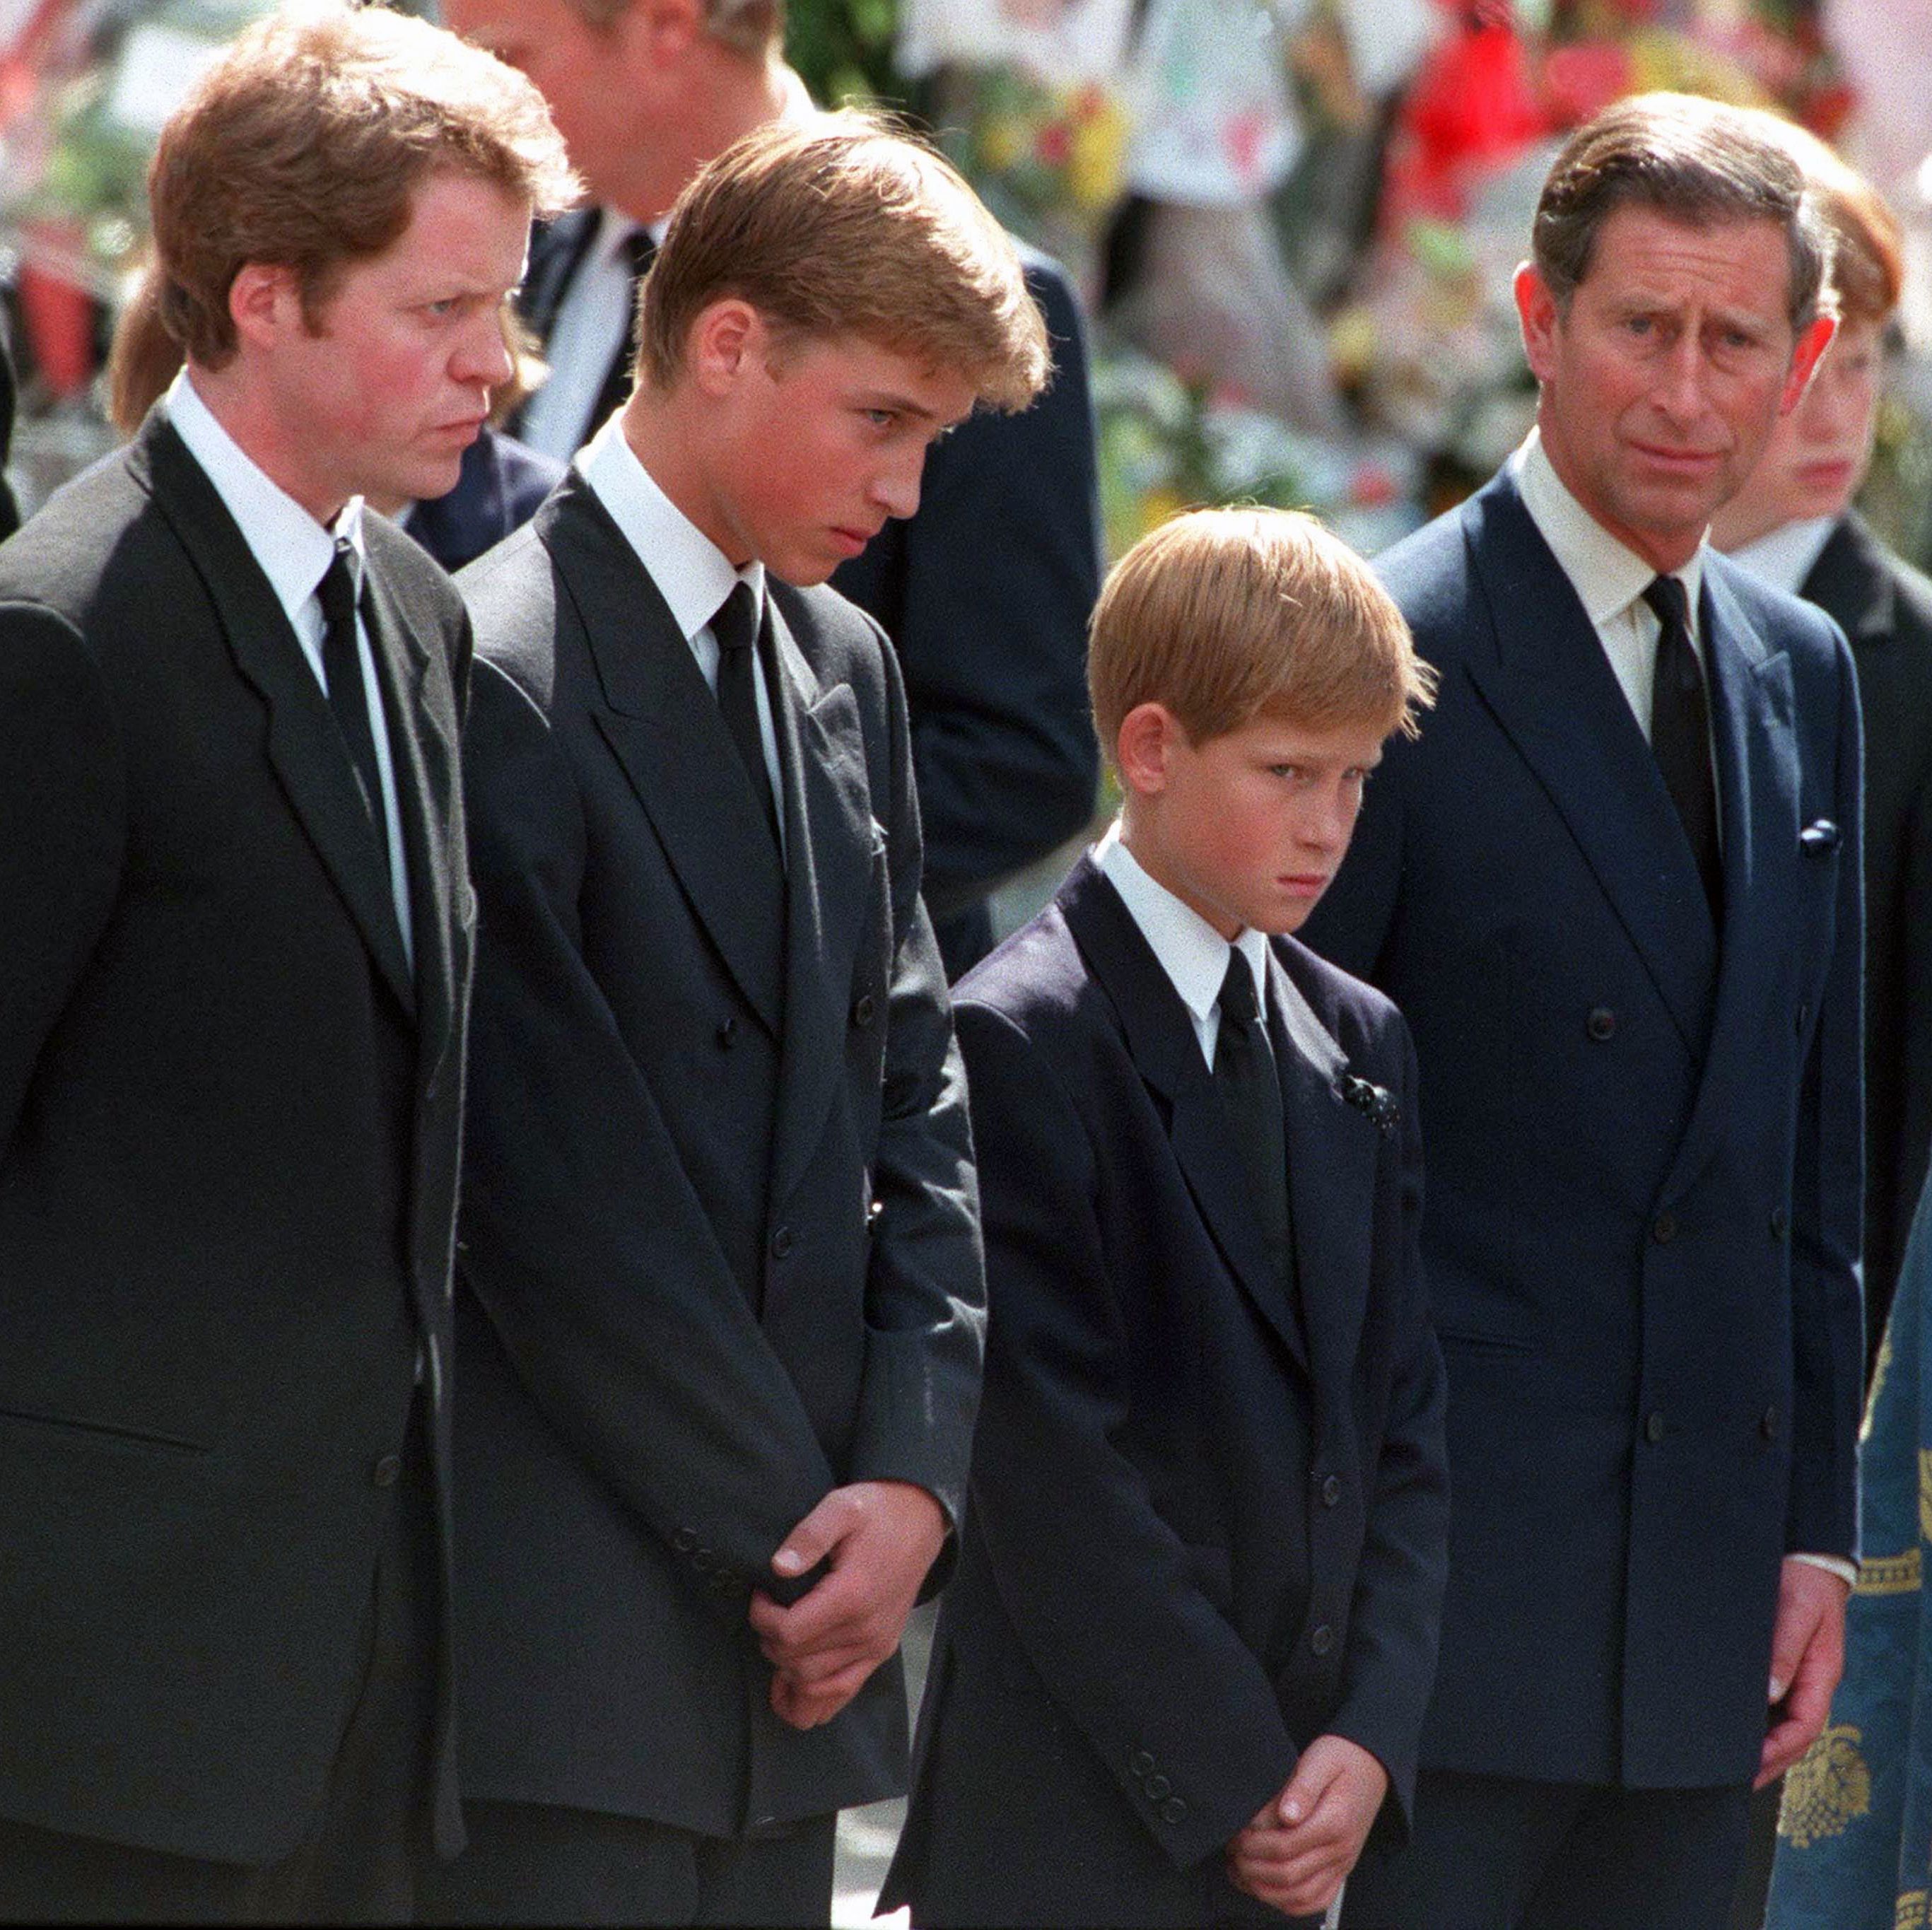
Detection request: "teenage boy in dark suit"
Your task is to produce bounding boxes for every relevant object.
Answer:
[427,115,1046,1926]
[882,507,1449,1928]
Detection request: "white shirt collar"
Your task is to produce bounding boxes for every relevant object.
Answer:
[1514,426,1705,636]
[165,365,363,621]
[1095,821,1272,1031]
[1726,515,1837,597]
[578,411,763,638]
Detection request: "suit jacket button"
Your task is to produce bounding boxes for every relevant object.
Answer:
[851,993,877,1029]
[1310,1625,1335,1656]
[716,1015,737,1049]
[1144,1773,1171,1801]
[1586,1007,1616,1041]
[1161,1797,1188,1825]
[370,1453,402,1488]
[771,1226,795,1259]
[1321,1474,1342,1507]
[1130,1750,1155,1778]
[1651,1212,1678,1245]
[1760,1405,1781,1441]
[1769,1207,1791,1240]
[692,1547,715,1572]
[672,1528,696,1552]
[1645,1410,1666,1444]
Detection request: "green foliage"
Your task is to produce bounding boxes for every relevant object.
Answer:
[784,0,902,107]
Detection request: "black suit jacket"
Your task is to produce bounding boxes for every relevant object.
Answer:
[883,860,1448,1928]
[1304,467,1865,1790]
[1800,511,1932,1364]
[513,216,1103,977]
[451,474,985,1835]
[0,409,473,1864]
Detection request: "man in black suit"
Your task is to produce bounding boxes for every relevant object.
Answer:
[1303,95,1861,1930]
[442,0,1103,976]
[1714,119,1932,1375]
[881,507,1448,1929]
[0,10,573,1918]
[423,115,1041,1926]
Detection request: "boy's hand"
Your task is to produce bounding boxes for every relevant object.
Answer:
[747,1479,947,1729]
[1226,1734,1388,1919]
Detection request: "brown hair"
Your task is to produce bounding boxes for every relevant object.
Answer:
[560,0,783,59]
[1736,110,1902,326]
[1088,508,1435,759]
[637,110,1049,413]
[148,1,578,370]
[1533,92,1831,332]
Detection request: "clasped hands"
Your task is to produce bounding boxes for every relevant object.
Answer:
[747,1478,947,1730]
[1228,1734,1388,1922]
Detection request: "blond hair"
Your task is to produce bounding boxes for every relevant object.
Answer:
[148,1,577,370]
[638,110,1048,414]
[1735,110,1902,326]
[1089,508,1435,759]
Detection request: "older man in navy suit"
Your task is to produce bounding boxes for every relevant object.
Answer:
[1306,93,1861,1930]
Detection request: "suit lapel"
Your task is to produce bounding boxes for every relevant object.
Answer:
[1268,944,1379,1405]
[362,547,462,1041]
[137,414,414,1012]
[1666,565,1803,1191]
[1060,859,1307,1372]
[544,479,786,1038]
[767,604,876,1207]
[1801,513,1893,645]
[1460,475,1719,1053]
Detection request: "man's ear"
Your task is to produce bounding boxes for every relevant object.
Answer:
[1115,702,1180,800]
[1514,259,1561,387]
[228,262,304,351]
[684,298,763,396]
[629,0,702,64]
[1780,311,1838,415]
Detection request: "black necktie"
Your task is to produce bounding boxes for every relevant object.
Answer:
[317,539,388,865]
[1214,948,1290,1285]
[711,580,780,847]
[1641,574,1721,919]
[587,227,657,437]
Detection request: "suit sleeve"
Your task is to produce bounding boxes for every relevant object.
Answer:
[1892,771,1932,1292]
[0,605,124,1152]
[847,632,988,1554]
[458,657,841,1613]
[838,259,1102,918]
[1326,1015,1448,1840]
[1786,629,1867,1558]
[956,997,1298,1871]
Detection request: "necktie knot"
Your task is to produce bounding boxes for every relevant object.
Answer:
[319,537,359,639]
[711,580,761,659]
[1217,947,1263,1034]
[1641,573,1691,635]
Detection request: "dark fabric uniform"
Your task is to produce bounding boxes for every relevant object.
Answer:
[0,409,474,1917]
[884,858,1448,1928]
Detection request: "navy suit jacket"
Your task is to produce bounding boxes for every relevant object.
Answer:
[1799,512,1932,1365]
[402,426,561,575]
[450,475,985,1836]
[1303,467,1866,1790]
[884,858,1448,1927]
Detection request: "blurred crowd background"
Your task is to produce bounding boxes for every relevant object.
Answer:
[6,0,1932,573]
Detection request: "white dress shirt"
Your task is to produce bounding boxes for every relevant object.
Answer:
[166,368,414,967]
[1727,516,1837,597]
[579,413,785,860]
[520,208,660,462]
[1513,427,1711,746]
[1095,821,1272,1065]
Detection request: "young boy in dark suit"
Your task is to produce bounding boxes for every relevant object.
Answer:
[428,117,1048,1926]
[882,508,1451,1928]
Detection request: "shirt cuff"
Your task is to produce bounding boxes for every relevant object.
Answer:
[1790,1551,1858,1589]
